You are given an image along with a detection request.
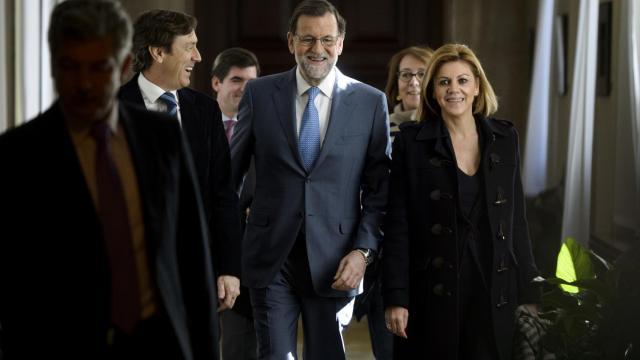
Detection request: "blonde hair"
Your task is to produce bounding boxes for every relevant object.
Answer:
[417,43,498,122]
[384,46,434,111]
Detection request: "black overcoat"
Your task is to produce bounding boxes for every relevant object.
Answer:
[383,116,541,360]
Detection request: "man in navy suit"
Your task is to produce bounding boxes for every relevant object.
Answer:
[118,10,242,313]
[230,1,391,358]
[0,1,218,358]
[211,47,260,360]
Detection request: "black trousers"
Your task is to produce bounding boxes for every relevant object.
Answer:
[106,309,183,360]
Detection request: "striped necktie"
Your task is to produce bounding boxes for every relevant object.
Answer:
[89,121,141,334]
[159,92,178,118]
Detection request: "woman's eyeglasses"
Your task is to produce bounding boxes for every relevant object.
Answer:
[397,70,426,82]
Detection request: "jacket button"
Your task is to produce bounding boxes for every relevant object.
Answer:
[432,284,445,296]
[432,257,445,269]
[430,224,452,236]
[430,189,453,201]
[496,223,506,240]
[429,157,442,167]
[494,186,507,205]
[496,293,508,308]
[497,255,508,273]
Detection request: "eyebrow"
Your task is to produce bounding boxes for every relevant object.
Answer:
[437,74,472,79]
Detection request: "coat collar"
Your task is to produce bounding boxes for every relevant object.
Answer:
[413,115,509,161]
[415,115,508,141]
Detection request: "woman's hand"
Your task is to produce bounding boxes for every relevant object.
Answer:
[384,306,409,338]
[522,303,539,316]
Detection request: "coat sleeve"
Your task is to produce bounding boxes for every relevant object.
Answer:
[230,82,255,195]
[207,103,241,278]
[176,129,219,360]
[382,132,411,309]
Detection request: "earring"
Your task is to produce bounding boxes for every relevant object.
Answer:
[396,95,402,101]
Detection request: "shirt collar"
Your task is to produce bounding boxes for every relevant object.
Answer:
[295,66,336,99]
[222,113,237,122]
[138,72,179,104]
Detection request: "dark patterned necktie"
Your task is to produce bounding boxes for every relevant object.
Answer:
[224,119,235,143]
[90,121,141,334]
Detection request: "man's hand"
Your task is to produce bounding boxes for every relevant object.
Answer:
[385,306,409,338]
[331,250,366,291]
[217,275,241,312]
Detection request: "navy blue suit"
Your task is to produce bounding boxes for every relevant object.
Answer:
[231,68,390,359]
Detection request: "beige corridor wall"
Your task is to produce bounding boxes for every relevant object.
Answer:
[439,0,536,135]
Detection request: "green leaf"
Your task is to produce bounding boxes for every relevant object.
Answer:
[555,237,594,292]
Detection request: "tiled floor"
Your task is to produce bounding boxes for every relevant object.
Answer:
[344,317,376,360]
[296,316,376,360]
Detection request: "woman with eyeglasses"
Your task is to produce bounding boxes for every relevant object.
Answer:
[384,46,434,138]
[382,43,541,360]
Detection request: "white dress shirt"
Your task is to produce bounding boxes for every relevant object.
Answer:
[295,66,336,145]
[137,73,182,125]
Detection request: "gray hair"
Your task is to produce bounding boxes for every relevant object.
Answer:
[48,0,132,63]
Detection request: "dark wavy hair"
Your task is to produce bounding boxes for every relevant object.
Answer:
[288,0,346,35]
[131,9,197,73]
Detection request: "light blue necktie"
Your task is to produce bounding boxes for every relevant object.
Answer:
[299,87,321,171]
[159,92,178,117]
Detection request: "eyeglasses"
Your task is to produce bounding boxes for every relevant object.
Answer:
[294,34,340,47]
[397,70,426,82]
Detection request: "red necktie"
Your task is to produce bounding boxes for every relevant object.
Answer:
[90,121,141,334]
[224,119,235,143]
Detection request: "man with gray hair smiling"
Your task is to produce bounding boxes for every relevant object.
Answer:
[0,1,219,358]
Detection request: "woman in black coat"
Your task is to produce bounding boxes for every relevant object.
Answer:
[382,43,541,360]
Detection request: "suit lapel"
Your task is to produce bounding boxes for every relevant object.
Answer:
[119,73,146,106]
[312,70,356,172]
[272,69,302,168]
[176,89,201,143]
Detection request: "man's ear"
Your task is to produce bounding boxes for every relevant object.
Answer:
[287,32,295,55]
[149,45,164,64]
[211,76,222,92]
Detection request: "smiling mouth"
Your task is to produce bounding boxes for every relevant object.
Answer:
[185,66,194,74]
[446,97,464,103]
[307,55,327,63]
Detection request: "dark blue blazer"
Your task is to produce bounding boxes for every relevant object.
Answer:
[231,68,391,297]
[0,102,219,360]
[119,75,241,278]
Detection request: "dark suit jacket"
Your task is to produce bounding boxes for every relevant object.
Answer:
[0,102,219,360]
[382,117,541,360]
[231,68,391,297]
[119,75,241,278]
